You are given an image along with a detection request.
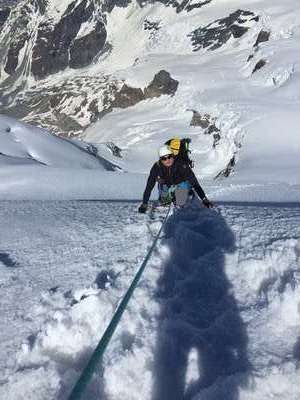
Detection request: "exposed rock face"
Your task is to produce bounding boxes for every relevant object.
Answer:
[247,30,270,62]
[31,0,107,79]
[144,19,160,32]
[111,84,145,109]
[106,142,122,158]
[109,70,179,111]
[0,0,20,6]
[0,0,257,141]
[190,111,210,128]
[0,0,108,81]
[144,70,179,98]
[1,69,178,136]
[69,21,107,68]
[189,109,240,179]
[215,156,236,178]
[146,0,212,13]
[4,33,29,75]
[173,0,211,13]
[254,30,270,47]
[189,9,259,51]
[91,70,179,126]
[252,59,267,74]
[189,111,221,147]
[0,7,10,28]
[2,75,120,136]
[3,2,32,75]
[1,0,191,83]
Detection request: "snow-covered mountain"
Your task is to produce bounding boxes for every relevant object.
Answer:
[0,0,187,135]
[1,2,300,399]
[0,114,117,169]
[0,114,143,200]
[1,0,300,183]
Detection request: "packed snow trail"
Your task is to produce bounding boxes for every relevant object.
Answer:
[0,201,300,399]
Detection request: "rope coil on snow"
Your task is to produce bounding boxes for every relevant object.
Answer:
[68,204,171,400]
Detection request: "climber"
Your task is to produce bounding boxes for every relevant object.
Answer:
[138,144,213,213]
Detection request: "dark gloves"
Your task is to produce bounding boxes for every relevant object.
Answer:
[202,197,214,208]
[138,203,148,213]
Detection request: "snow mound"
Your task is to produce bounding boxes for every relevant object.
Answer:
[0,115,110,169]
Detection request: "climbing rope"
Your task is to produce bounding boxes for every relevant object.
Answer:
[68,204,171,400]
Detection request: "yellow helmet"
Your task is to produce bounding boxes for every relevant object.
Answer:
[169,138,181,155]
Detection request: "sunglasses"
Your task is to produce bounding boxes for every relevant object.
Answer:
[160,154,174,161]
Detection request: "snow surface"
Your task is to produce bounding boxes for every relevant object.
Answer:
[0,201,300,400]
[1,0,300,398]
[82,0,300,187]
[0,115,116,169]
[2,0,300,200]
[1,112,300,202]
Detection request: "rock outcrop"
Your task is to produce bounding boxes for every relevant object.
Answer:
[0,1,259,141]
[2,69,179,136]
[247,30,270,63]
[215,156,236,178]
[0,7,10,28]
[252,59,267,74]
[190,111,221,147]
[144,70,179,98]
[112,84,145,109]
[254,30,270,47]
[189,9,259,51]
[31,1,107,79]
[1,0,108,80]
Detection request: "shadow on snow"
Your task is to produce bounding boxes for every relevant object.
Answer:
[0,252,19,268]
[152,205,251,400]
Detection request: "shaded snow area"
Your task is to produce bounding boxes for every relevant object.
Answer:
[1,201,300,399]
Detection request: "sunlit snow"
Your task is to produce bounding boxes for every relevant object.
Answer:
[1,0,300,399]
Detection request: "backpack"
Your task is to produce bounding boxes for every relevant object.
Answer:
[165,137,194,168]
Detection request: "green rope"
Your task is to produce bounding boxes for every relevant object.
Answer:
[68,205,171,400]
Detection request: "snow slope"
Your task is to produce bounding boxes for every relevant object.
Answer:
[1,110,300,201]
[82,0,300,184]
[0,201,300,400]
[1,0,300,187]
[1,0,300,200]
[1,0,300,394]
[0,1,300,399]
[0,114,138,200]
[0,114,113,169]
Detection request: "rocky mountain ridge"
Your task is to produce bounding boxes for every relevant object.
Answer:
[0,0,263,137]
[1,0,286,180]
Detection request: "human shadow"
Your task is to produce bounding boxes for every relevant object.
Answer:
[152,205,251,400]
[293,337,300,365]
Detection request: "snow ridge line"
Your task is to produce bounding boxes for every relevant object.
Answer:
[67,204,171,400]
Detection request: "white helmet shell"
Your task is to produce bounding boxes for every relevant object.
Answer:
[158,145,172,158]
